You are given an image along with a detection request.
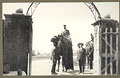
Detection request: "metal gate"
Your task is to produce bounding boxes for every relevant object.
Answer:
[92,18,119,75]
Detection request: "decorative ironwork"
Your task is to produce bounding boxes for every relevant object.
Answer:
[84,2,101,21]
[26,2,40,16]
[26,2,101,21]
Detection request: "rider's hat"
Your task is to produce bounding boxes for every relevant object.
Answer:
[63,25,66,27]
[77,43,83,46]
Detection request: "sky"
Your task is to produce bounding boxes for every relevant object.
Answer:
[2,2,119,54]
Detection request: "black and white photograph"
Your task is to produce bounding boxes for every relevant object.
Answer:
[2,2,119,76]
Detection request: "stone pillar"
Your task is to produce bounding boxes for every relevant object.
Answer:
[3,12,32,75]
[92,24,101,75]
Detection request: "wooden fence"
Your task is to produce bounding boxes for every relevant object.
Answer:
[101,27,119,75]
[92,19,119,75]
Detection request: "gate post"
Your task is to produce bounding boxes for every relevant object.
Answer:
[92,20,101,75]
[92,18,119,75]
[3,9,33,75]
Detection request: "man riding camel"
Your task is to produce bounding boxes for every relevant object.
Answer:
[61,25,70,37]
[61,25,71,42]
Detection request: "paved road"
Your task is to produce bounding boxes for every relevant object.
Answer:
[31,58,94,76]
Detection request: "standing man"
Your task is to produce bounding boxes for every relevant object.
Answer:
[51,36,60,75]
[77,43,86,74]
[88,42,94,69]
[88,34,94,69]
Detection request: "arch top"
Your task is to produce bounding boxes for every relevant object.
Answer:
[26,2,101,21]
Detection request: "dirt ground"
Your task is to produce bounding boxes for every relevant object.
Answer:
[31,58,94,76]
[3,57,94,76]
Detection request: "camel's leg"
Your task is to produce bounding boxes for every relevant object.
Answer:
[62,58,65,72]
[57,60,60,72]
[62,62,64,71]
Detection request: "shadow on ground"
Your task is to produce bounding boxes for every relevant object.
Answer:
[66,69,93,75]
[67,70,79,75]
